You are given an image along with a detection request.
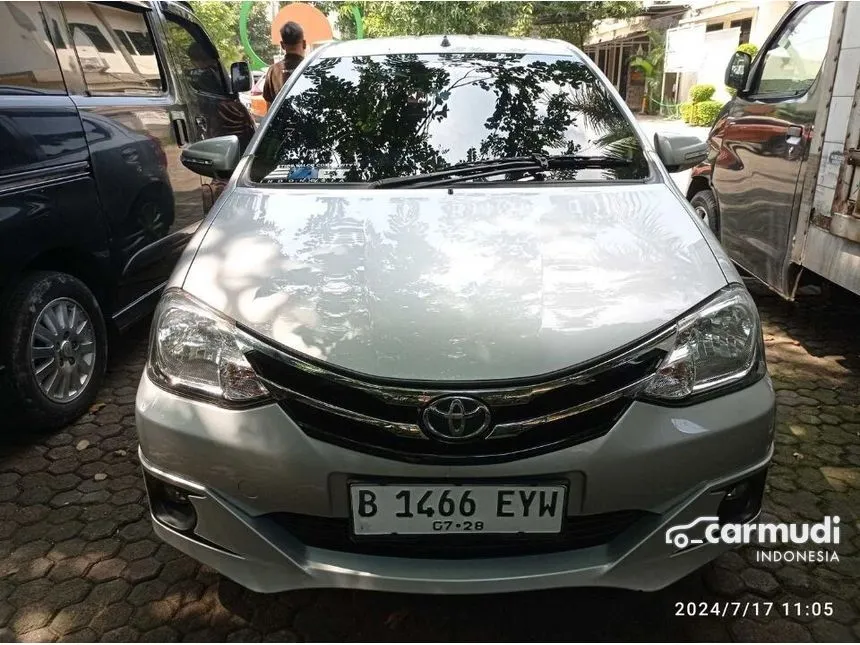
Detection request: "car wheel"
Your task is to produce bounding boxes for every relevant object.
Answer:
[0,271,108,432]
[690,189,720,239]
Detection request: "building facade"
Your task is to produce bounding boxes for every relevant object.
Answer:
[584,0,792,111]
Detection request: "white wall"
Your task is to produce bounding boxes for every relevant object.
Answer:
[750,1,792,47]
[700,27,742,102]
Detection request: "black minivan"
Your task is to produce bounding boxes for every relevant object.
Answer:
[0,1,255,430]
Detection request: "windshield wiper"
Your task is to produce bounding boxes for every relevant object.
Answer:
[369,154,634,188]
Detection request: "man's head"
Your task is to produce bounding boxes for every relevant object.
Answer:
[280,21,306,56]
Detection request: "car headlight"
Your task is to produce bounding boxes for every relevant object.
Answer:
[147,290,269,405]
[642,285,766,402]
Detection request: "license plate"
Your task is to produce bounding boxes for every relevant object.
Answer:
[350,484,566,535]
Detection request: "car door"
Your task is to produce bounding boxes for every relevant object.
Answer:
[0,1,107,301]
[155,3,255,210]
[712,1,834,292]
[59,0,206,323]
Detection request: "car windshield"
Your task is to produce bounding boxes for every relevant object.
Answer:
[249,52,650,185]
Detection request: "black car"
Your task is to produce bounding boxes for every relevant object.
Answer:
[0,0,255,430]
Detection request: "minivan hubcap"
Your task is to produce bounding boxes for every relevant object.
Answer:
[30,298,96,403]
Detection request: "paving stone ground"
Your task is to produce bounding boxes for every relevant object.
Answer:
[0,281,858,642]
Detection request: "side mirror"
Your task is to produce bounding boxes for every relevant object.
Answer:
[654,133,708,173]
[231,61,252,93]
[725,51,751,93]
[180,135,240,178]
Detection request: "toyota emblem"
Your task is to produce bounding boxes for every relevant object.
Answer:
[421,396,491,441]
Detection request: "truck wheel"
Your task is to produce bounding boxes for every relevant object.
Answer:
[0,272,108,432]
[691,190,720,239]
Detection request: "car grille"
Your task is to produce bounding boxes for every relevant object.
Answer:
[243,327,672,464]
[266,510,654,559]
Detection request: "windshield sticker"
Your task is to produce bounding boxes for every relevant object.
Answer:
[264,165,351,183]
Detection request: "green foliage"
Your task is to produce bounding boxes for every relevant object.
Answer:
[358,2,533,39]
[528,1,640,47]
[189,1,642,67]
[629,56,654,78]
[189,1,289,67]
[333,1,638,47]
[737,42,759,59]
[689,99,723,126]
[189,1,242,64]
[680,100,723,126]
[679,101,693,123]
[247,2,280,64]
[629,28,668,115]
[681,82,723,124]
[688,83,716,103]
[317,2,364,40]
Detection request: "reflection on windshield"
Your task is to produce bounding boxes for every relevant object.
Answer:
[250,53,649,185]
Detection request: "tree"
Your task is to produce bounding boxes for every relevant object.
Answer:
[358,2,533,38]
[189,0,242,64]
[529,1,639,47]
[629,29,666,114]
[189,1,641,63]
[247,2,280,64]
[326,1,639,47]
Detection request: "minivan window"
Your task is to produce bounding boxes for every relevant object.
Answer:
[70,22,114,53]
[51,19,66,50]
[249,53,649,185]
[67,3,163,95]
[113,29,135,54]
[163,15,228,96]
[127,30,156,56]
[0,2,66,95]
[0,111,89,174]
[756,2,834,96]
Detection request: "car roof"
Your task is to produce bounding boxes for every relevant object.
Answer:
[317,35,581,59]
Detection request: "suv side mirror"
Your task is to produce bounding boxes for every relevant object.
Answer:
[231,61,252,93]
[180,135,240,178]
[654,133,708,173]
[725,51,752,92]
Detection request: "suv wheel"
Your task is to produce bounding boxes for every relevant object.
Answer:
[0,272,108,432]
[691,189,720,239]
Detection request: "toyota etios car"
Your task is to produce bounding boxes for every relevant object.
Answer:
[136,36,775,594]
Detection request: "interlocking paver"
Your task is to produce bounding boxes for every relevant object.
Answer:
[87,559,125,583]
[0,284,858,641]
[89,603,134,633]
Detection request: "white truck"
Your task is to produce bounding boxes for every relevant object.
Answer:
[686,0,860,299]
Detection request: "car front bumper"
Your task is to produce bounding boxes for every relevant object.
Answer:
[135,372,775,594]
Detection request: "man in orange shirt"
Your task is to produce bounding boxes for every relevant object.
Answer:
[262,21,307,106]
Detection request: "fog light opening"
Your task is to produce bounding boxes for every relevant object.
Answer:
[724,481,750,501]
[717,469,767,524]
[145,473,199,533]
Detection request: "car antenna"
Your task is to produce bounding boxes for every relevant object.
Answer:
[441,35,450,47]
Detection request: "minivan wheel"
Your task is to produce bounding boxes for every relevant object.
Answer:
[690,189,720,239]
[0,272,107,432]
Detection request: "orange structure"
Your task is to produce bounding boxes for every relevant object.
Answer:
[270,3,333,48]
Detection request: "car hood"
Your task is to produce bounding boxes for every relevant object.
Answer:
[182,184,727,381]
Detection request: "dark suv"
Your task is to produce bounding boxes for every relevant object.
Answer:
[0,0,254,430]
